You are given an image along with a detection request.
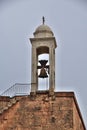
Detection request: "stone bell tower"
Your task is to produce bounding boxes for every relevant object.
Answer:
[30,17,57,95]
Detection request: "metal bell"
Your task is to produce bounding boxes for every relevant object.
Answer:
[39,67,48,78]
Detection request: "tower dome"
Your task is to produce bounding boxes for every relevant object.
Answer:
[34,24,54,38]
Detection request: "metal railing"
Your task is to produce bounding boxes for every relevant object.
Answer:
[0,83,31,97]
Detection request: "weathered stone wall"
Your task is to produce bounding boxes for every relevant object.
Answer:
[73,97,85,130]
[0,92,86,130]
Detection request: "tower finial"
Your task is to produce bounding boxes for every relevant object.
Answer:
[42,16,45,25]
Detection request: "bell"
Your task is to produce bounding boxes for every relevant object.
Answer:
[39,67,48,78]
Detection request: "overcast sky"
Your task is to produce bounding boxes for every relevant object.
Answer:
[0,0,87,127]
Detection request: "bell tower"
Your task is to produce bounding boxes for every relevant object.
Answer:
[30,17,57,95]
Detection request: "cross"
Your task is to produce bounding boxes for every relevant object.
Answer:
[42,16,45,24]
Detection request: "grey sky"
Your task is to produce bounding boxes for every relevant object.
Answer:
[0,0,87,127]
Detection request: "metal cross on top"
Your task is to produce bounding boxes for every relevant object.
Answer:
[42,16,45,24]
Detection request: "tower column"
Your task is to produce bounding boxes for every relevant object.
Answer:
[31,46,38,93]
[49,47,55,95]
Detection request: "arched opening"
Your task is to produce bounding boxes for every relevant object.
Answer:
[37,46,49,90]
[38,53,49,90]
[37,46,49,55]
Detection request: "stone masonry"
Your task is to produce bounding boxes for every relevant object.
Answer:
[0,91,86,130]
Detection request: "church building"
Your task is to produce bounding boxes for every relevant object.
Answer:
[0,18,86,130]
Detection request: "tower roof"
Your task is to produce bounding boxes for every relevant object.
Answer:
[33,24,54,38]
[35,24,53,33]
